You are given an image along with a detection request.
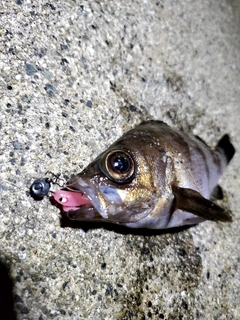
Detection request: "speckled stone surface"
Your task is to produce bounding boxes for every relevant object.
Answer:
[0,1,240,319]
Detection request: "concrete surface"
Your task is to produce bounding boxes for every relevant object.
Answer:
[0,0,240,319]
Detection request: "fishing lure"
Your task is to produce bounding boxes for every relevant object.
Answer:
[30,173,63,200]
[30,178,51,200]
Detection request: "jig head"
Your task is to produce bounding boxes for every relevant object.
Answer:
[30,178,51,200]
[30,172,63,200]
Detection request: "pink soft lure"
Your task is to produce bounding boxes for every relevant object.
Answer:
[53,190,91,212]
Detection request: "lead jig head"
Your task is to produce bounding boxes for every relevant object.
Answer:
[30,178,51,200]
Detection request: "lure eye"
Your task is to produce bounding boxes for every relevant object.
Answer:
[100,149,135,183]
[30,178,51,200]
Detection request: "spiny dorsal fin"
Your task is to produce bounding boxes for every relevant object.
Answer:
[172,186,232,222]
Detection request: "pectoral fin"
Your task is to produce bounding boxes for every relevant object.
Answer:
[172,186,232,222]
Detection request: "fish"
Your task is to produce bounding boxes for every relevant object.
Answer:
[53,120,235,229]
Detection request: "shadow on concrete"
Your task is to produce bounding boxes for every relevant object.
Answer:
[0,259,17,320]
[60,214,192,236]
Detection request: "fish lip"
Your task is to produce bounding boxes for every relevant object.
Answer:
[66,177,109,219]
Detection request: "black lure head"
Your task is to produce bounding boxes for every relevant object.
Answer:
[30,178,51,200]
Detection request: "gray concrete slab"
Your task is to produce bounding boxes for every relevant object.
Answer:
[0,0,239,319]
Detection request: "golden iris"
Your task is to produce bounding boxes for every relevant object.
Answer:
[100,149,135,183]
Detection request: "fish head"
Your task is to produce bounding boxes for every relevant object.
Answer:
[65,131,170,224]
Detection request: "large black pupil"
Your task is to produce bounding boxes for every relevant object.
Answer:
[112,155,129,173]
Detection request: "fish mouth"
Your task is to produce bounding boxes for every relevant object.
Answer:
[53,175,152,224]
[52,188,104,221]
[66,177,109,219]
[52,175,123,222]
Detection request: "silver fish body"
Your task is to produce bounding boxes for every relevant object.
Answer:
[65,120,234,229]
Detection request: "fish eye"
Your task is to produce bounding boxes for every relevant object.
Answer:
[100,150,135,183]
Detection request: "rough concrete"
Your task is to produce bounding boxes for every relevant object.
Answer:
[0,0,239,319]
